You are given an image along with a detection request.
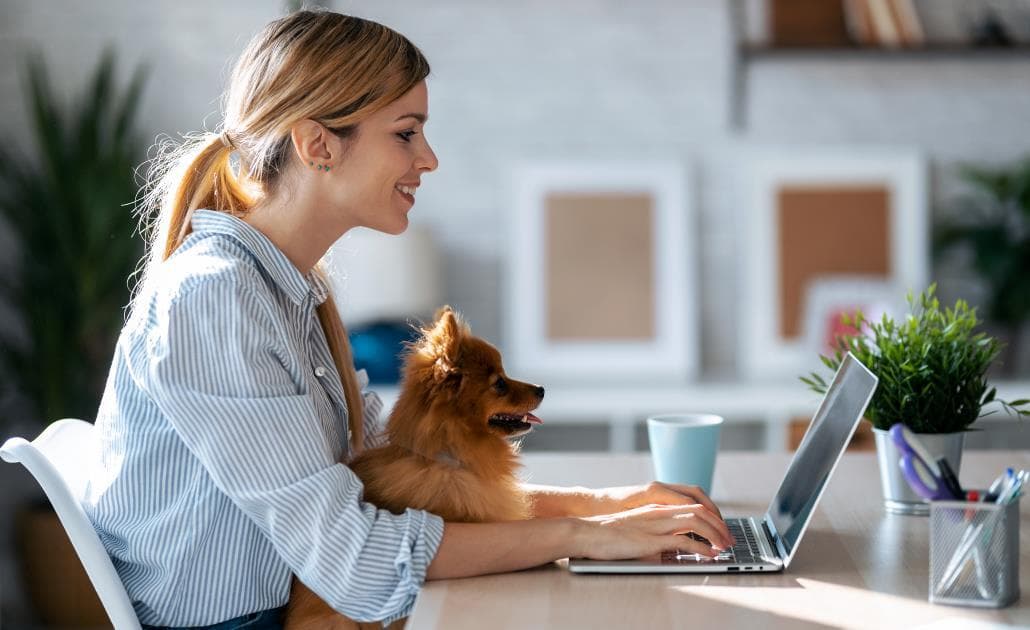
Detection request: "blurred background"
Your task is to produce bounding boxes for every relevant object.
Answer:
[1,0,1029,626]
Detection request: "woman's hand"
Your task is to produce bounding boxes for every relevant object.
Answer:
[572,503,734,561]
[592,481,723,519]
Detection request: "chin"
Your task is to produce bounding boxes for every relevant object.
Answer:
[380,216,409,235]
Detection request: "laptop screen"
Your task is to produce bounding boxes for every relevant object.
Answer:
[764,353,877,566]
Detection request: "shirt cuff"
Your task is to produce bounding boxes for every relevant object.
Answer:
[381,509,445,624]
[358,371,388,450]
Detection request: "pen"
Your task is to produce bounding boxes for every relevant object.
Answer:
[983,470,1009,502]
[936,457,965,500]
[995,472,1023,505]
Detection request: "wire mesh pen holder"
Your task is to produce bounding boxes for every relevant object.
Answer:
[929,497,1020,608]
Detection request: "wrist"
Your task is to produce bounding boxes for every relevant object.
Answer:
[566,516,593,559]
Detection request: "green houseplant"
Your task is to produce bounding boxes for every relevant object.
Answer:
[0,49,146,431]
[801,284,1028,514]
[0,50,146,627]
[934,157,1030,375]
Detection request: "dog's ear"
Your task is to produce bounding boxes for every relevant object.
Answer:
[425,306,466,385]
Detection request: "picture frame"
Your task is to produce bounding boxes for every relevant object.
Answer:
[800,275,907,360]
[740,149,928,379]
[505,161,697,385]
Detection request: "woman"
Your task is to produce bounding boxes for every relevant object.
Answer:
[86,9,732,630]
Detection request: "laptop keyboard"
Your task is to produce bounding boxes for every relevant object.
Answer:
[662,518,761,564]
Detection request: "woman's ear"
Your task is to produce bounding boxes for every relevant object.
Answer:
[290,119,333,166]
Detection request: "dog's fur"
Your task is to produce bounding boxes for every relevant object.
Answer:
[284,306,545,629]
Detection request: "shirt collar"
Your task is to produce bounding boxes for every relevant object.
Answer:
[190,209,326,306]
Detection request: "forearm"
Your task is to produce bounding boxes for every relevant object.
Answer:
[521,483,601,518]
[425,518,580,580]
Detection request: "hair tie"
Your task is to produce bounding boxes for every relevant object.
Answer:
[219,130,235,150]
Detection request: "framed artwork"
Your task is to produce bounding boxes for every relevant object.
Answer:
[740,149,928,379]
[505,161,697,385]
[801,276,907,360]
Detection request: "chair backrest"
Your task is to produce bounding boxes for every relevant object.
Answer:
[1,419,142,630]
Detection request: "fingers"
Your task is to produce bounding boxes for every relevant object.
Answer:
[653,482,723,519]
[637,504,733,550]
[662,534,721,559]
[671,513,731,551]
[657,503,733,549]
[646,482,733,546]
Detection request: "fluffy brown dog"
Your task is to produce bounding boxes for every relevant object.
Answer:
[284,306,545,629]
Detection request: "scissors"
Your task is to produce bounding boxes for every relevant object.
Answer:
[889,424,963,501]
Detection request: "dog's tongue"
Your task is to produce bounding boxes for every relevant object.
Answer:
[524,413,543,425]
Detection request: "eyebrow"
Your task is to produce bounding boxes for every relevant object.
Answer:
[395,113,428,124]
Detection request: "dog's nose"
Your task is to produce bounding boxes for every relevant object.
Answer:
[534,385,545,399]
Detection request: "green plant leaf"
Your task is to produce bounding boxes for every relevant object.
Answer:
[799,284,1021,433]
[0,51,146,429]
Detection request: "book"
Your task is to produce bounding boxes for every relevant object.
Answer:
[867,0,902,48]
[843,0,875,46]
[891,0,926,47]
[769,0,852,47]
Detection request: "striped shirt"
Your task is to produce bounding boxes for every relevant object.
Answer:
[84,209,444,626]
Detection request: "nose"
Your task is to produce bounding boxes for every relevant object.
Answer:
[534,385,545,400]
[417,137,439,173]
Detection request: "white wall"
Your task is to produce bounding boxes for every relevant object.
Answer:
[3,1,1028,376]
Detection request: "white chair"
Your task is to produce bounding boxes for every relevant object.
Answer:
[1,418,142,630]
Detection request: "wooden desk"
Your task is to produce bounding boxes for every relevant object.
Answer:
[409,451,1030,629]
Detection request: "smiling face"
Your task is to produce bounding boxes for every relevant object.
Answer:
[322,81,438,235]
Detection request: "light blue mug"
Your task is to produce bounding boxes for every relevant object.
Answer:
[646,413,724,495]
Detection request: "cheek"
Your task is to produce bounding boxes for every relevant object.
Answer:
[330,167,378,202]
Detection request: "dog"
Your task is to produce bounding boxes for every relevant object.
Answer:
[284,306,545,629]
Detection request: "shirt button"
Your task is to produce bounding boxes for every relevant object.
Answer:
[314,366,327,378]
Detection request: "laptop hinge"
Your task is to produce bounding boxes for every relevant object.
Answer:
[760,518,786,566]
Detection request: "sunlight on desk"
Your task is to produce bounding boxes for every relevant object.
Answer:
[673,577,990,629]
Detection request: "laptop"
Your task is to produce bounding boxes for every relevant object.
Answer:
[568,352,878,574]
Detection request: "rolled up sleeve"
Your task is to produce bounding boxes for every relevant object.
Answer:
[145,274,443,622]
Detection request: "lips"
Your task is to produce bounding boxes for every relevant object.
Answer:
[393,181,419,208]
[395,187,414,205]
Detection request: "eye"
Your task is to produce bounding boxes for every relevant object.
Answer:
[396,130,417,142]
[493,377,509,395]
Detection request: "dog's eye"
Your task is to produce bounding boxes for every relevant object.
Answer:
[493,378,509,395]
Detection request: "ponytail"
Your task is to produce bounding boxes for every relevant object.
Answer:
[159,133,253,259]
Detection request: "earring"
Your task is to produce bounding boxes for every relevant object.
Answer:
[310,161,331,172]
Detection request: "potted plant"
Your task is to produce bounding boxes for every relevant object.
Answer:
[801,284,1029,515]
[0,49,146,626]
[934,157,1030,376]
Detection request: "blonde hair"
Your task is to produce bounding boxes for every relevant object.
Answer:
[136,10,431,452]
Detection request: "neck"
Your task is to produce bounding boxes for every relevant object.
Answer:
[244,191,354,273]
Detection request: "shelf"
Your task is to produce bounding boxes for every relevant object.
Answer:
[730,41,1030,129]
[740,44,1030,62]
